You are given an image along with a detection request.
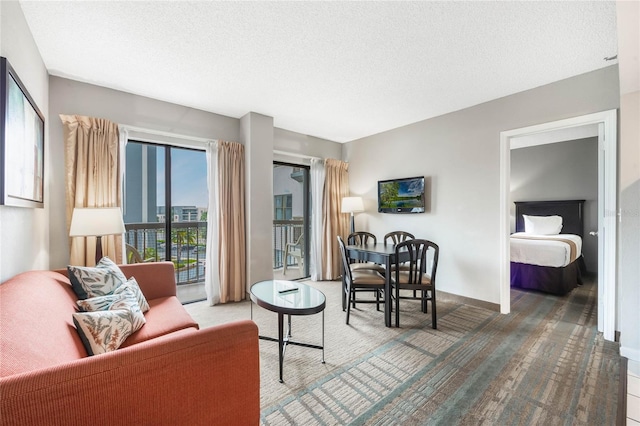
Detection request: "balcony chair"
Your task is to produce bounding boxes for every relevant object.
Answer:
[337,236,386,324]
[126,244,154,264]
[347,232,385,274]
[283,233,303,275]
[391,239,439,329]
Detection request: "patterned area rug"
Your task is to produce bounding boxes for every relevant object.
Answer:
[185,276,620,425]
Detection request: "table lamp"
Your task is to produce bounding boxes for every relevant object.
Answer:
[69,207,126,264]
[341,196,364,234]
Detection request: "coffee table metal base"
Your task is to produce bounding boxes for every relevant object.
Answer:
[250,280,327,383]
[253,309,325,383]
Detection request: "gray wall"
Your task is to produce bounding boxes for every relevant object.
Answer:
[48,76,241,269]
[510,138,598,272]
[344,66,619,305]
[0,1,50,281]
[47,77,341,279]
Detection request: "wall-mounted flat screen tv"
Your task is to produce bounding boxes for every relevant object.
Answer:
[378,176,425,213]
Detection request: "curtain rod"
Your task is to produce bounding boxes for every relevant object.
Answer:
[119,124,214,144]
[273,150,321,161]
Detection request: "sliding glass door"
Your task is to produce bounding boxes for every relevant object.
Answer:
[272,162,310,280]
[123,140,208,303]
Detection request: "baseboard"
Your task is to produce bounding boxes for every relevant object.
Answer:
[437,290,501,312]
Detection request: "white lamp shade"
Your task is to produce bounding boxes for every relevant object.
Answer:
[69,207,125,237]
[341,197,364,214]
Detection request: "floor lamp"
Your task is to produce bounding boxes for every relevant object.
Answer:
[69,207,126,265]
[341,197,364,235]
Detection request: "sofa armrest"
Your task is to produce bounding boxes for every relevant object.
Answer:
[118,261,177,299]
[0,320,260,426]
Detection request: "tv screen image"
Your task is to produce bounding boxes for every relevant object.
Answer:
[378,176,425,213]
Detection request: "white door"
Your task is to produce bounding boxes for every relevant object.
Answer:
[598,118,618,341]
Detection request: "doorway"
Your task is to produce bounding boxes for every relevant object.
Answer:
[499,110,617,341]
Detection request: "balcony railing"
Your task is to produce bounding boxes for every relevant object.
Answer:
[124,221,207,286]
[125,219,306,285]
[273,220,304,270]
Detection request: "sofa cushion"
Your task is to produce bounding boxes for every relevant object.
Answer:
[1,271,88,376]
[113,277,150,312]
[67,257,128,299]
[120,296,199,348]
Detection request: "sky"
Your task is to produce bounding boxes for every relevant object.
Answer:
[156,148,208,208]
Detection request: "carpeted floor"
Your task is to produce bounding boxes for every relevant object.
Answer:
[184,276,620,425]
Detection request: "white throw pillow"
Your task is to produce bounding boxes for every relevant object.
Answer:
[523,215,563,235]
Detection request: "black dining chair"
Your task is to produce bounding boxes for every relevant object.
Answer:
[391,239,439,329]
[337,236,386,324]
[385,231,416,295]
[347,232,385,274]
[383,231,415,245]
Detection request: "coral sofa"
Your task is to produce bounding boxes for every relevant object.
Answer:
[0,261,259,425]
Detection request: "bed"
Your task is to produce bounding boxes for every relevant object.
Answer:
[510,200,586,295]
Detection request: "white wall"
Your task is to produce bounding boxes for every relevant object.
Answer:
[344,66,619,305]
[242,112,274,286]
[0,1,49,281]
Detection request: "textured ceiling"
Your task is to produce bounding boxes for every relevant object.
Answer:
[19,1,618,143]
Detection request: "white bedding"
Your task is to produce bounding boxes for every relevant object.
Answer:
[510,233,582,268]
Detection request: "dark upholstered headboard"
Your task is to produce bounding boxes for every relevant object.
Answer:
[514,200,585,237]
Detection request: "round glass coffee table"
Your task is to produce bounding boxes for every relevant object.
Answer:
[250,280,326,383]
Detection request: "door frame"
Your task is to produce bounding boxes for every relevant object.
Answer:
[499,109,617,341]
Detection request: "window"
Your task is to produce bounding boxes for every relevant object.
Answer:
[274,194,292,220]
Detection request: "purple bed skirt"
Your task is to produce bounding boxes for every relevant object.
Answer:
[510,256,585,296]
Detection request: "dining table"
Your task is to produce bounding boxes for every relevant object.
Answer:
[344,242,412,327]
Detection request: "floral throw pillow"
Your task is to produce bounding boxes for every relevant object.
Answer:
[73,310,135,355]
[76,287,146,331]
[73,288,146,355]
[68,257,128,300]
[113,277,150,313]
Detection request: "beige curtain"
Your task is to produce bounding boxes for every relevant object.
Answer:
[217,141,246,302]
[322,158,350,280]
[62,115,122,266]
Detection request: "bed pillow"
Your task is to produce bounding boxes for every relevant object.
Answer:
[523,215,563,235]
[68,257,128,299]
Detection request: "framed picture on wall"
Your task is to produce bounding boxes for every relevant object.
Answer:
[0,56,45,208]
